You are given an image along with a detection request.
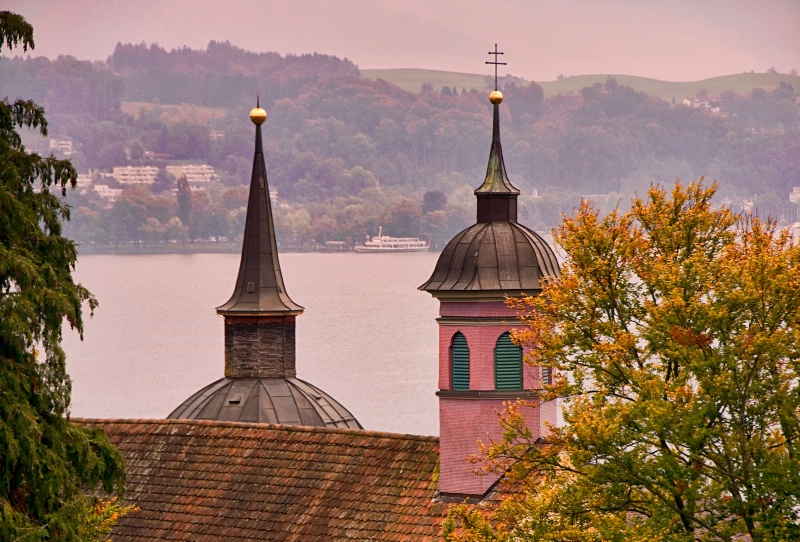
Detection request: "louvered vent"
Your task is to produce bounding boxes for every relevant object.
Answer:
[494,332,522,390]
[450,332,470,391]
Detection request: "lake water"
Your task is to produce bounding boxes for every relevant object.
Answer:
[62,251,442,436]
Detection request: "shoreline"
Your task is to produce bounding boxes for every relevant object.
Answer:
[74,243,441,256]
[76,242,242,256]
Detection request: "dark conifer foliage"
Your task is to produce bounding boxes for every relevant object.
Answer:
[0,11,127,540]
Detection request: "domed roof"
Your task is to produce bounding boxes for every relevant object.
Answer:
[168,378,362,429]
[420,221,559,295]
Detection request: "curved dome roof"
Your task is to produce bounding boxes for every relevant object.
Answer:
[168,378,362,429]
[420,221,559,294]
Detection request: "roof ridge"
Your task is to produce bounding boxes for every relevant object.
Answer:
[73,417,439,442]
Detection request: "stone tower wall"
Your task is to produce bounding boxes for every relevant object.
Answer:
[223,315,296,378]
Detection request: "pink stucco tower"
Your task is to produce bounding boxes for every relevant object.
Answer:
[420,83,561,500]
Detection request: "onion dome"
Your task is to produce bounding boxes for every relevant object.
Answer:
[168,377,361,429]
[420,221,559,295]
[420,90,560,297]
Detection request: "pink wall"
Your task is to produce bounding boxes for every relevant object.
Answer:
[439,301,511,318]
[438,299,545,392]
[436,300,557,496]
[439,324,540,390]
[439,398,543,496]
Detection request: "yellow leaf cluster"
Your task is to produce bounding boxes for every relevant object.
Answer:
[445,180,800,541]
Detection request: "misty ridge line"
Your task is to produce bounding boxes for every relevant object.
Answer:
[5,39,797,100]
[2,40,798,253]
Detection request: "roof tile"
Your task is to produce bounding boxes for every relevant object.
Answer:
[78,418,448,541]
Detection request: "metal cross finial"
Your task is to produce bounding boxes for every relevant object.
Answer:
[485,43,506,90]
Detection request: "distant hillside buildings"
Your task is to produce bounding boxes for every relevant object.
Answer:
[165,164,219,184]
[790,187,800,204]
[71,163,222,202]
[112,165,160,186]
[681,98,721,114]
[49,136,74,156]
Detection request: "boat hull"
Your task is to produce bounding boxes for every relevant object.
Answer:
[354,245,430,253]
[355,229,430,253]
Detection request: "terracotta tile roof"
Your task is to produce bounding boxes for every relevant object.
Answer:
[76,418,448,541]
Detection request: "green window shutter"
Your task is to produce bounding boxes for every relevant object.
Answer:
[494,332,522,391]
[451,332,470,391]
[542,366,550,386]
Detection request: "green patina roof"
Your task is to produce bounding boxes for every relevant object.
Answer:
[474,104,519,195]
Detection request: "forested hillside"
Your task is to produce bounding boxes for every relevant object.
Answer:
[1,41,798,249]
[363,68,800,101]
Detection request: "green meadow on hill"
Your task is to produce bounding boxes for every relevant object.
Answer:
[362,68,800,101]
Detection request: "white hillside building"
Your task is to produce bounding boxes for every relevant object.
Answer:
[112,166,159,185]
[166,164,219,184]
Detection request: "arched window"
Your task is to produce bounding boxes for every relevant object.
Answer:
[450,332,470,391]
[494,332,522,391]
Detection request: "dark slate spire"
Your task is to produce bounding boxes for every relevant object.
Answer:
[420,48,560,296]
[169,100,360,427]
[216,100,303,315]
[474,93,520,223]
[475,44,519,223]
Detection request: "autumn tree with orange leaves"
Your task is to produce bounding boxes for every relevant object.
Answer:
[443,181,800,542]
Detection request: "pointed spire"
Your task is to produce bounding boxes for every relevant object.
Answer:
[216,100,303,315]
[475,99,520,197]
[475,52,519,223]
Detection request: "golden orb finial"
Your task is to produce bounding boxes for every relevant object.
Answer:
[489,90,504,105]
[249,106,267,125]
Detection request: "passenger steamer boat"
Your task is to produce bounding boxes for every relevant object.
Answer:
[355,227,430,253]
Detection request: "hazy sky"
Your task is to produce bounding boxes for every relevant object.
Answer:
[5,0,799,82]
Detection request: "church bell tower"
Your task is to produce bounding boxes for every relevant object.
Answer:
[420,47,561,500]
